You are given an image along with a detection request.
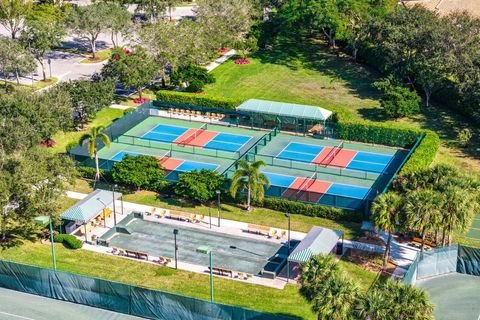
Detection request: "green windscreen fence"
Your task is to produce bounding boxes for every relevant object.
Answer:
[402,245,480,286]
[0,259,295,320]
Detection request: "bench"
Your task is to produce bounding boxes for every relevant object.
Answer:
[125,250,149,260]
[169,211,194,222]
[412,237,434,249]
[209,266,233,278]
[247,224,270,236]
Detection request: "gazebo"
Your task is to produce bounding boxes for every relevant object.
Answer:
[61,189,123,242]
[236,99,333,134]
[288,226,344,264]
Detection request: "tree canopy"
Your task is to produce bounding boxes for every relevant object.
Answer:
[174,169,224,203]
[111,155,165,191]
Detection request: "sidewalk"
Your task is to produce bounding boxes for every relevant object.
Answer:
[206,50,236,72]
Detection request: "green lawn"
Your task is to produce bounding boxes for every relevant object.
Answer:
[70,179,363,240]
[205,39,381,120]
[1,77,58,92]
[51,108,125,154]
[0,242,381,319]
[80,49,112,64]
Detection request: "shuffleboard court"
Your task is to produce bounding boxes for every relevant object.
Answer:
[0,287,142,320]
[104,217,288,275]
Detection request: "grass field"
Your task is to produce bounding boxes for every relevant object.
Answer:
[80,49,112,64]
[205,39,381,120]
[51,108,125,154]
[0,242,381,319]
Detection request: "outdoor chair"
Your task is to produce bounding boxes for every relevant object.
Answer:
[269,229,277,238]
[237,272,245,280]
[165,258,172,264]
[246,273,253,280]
[280,230,287,239]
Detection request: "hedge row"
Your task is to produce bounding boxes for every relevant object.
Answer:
[400,130,440,174]
[331,120,420,148]
[263,197,363,223]
[53,234,83,249]
[155,90,242,110]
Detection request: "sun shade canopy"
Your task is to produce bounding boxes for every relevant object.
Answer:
[61,189,122,224]
[236,99,333,121]
[288,226,343,263]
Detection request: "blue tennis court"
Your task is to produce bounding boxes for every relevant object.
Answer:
[276,142,393,174]
[175,161,218,172]
[263,172,370,201]
[204,133,252,152]
[141,124,187,142]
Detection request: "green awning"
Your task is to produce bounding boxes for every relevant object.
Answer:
[61,189,122,224]
[288,227,343,263]
[236,99,333,121]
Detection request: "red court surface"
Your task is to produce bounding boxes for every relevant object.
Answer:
[158,157,184,171]
[313,147,357,168]
[281,178,332,202]
[174,128,198,144]
[174,129,219,147]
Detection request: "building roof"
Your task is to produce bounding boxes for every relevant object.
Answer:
[61,189,122,224]
[236,99,333,121]
[288,226,343,263]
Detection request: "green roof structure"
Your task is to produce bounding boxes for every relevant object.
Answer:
[236,99,333,121]
[288,227,343,263]
[61,189,122,224]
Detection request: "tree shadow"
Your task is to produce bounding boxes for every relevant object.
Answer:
[60,37,109,53]
[254,37,381,102]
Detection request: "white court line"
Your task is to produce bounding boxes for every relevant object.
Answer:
[0,311,36,320]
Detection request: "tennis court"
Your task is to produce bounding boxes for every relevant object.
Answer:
[464,214,480,240]
[0,287,142,320]
[102,216,289,275]
[416,273,480,320]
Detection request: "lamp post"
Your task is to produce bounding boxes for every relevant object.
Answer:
[47,58,52,79]
[285,212,291,283]
[34,216,57,272]
[173,229,178,269]
[196,246,213,303]
[96,198,107,228]
[111,184,117,225]
[215,190,221,227]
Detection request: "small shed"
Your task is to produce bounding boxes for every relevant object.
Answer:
[288,226,343,264]
[236,99,333,134]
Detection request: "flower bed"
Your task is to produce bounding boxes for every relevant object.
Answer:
[40,139,56,148]
[234,59,251,65]
[216,48,230,54]
[133,97,150,104]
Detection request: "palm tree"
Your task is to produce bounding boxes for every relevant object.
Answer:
[79,126,111,181]
[230,160,269,211]
[440,186,477,246]
[359,279,434,320]
[404,189,441,254]
[371,192,402,268]
[299,254,359,320]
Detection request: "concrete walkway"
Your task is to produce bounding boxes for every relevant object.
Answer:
[205,50,236,72]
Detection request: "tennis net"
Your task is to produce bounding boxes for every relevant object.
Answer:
[322,141,344,166]
[289,171,317,201]
[178,123,208,146]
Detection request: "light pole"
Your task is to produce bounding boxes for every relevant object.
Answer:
[196,245,213,303]
[34,216,57,272]
[96,198,107,228]
[285,212,291,283]
[47,58,52,80]
[215,190,221,227]
[111,184,117,225]
[173,229,178,269]
[208,207,212,229]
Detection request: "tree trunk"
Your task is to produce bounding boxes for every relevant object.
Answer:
[384,232,392,268]
[161,77,166,88]
[442,228,446,246]
[38,59,46,81]
[448,226,452,246]
[2,211,6,241]
[424,88,431,107]
[94,150,100,181]
[138,87,143,99]
[91,39,97,59]
[3,67,7,91]
[169,6,173,21]
[111,33,116,48]
[420,231,426,255]
[246,187,251,211]
[15,70,20,85]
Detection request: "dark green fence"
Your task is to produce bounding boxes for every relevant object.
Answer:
[0,259,297,320]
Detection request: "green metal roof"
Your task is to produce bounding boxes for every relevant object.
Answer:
[288,227,343,263]
[61,189,122,224]
[236,99,333,121]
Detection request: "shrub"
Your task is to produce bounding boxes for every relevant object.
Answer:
[262,197,363,222]
[54,234,83,249]
[400,130,440,174]
[123,107,136,115]
[170,64,215,88]
[111,155,165,191]
[174,169,225,203]
[185,79,205,93]
[380,86,421,119]
[77,166,104,180]
[155,90,241,110]
[457,128,472,147]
